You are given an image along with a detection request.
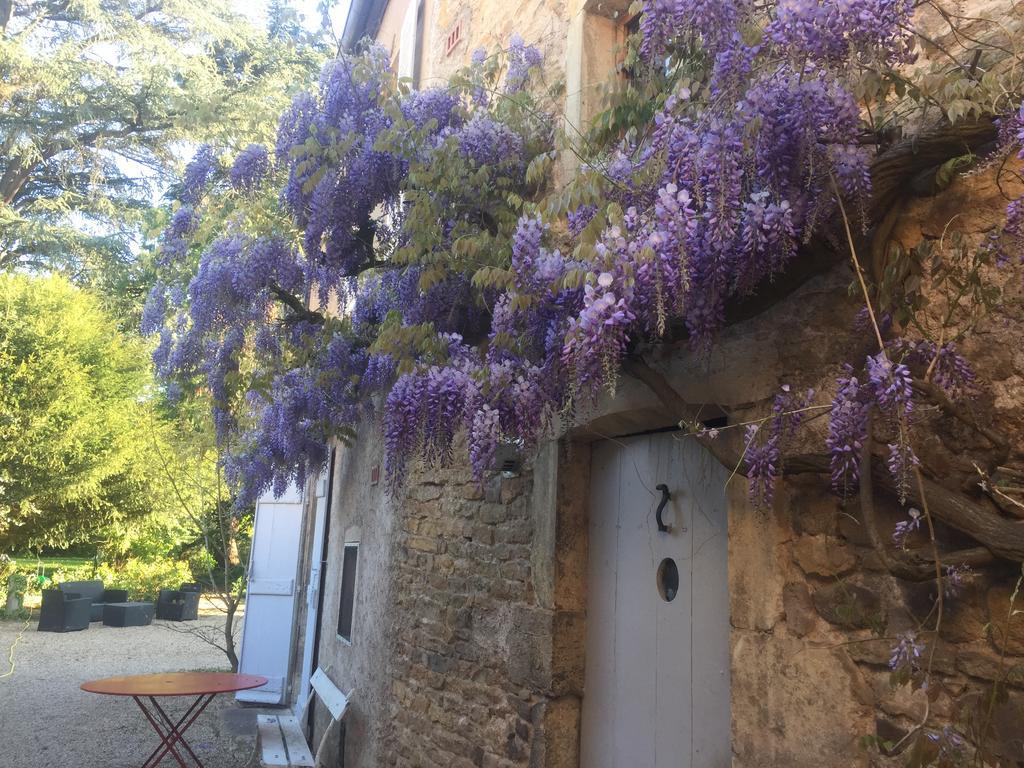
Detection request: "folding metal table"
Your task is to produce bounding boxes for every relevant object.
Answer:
[81,671,268,767]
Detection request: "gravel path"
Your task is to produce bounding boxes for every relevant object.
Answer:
[0,615,260,768]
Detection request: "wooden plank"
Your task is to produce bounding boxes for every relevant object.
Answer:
[247,579,295,596]
[310,668,349,720]
[580,440,621,768]
[613,435,657,768]
[685,438,731,767]
[655,433,693,766]
[257,715,289,767]
[278,715,315,767]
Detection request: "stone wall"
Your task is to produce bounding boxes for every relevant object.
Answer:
[382,439,587,768]
[295,3,1024,766]
[728,476,1024,766]
[719,160,1024,765]
[386,466,541,767]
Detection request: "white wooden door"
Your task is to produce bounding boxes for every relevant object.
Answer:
[581,433,731,768]
[237,481,305,704]
[296,471,330,712]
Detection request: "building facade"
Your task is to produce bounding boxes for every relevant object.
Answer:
[241,1,1024,767]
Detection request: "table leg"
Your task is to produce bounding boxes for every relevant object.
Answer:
[132,693,215,768]
[133,695,189,767]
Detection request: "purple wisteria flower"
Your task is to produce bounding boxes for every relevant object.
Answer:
[866,351,913,418]
[768,0,916,66]
[141,283,167,336]
[744,423,778,505]
[504,34,542,93]
[892,507,922,548]
[639,0,741,63]
[746,385,816,507]
[167,206,197,240]
[825,371,870,493]
[158,205,198,266]
[926,726,966,762]
[230,144,270,193]
[888,630,924,672]
[456,115,524,168]
[887,338,976,401]
[943,563,972,598]
[996,103,1024,266]
[180,145,218,206]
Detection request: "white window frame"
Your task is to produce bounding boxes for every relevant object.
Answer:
[336,541,360,646]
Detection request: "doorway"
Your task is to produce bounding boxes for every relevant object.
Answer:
[580,432,731,767]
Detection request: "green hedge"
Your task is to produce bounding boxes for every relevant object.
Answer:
[94,558,193,601]
[1,556,193,608]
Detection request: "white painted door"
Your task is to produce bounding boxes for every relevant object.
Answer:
[581,433,731,768]
[296,471,330,713]
[237,482,305,704]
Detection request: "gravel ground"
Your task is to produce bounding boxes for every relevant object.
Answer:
[0,614,261,768]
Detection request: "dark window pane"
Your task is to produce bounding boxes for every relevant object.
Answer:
[337,544,358,642]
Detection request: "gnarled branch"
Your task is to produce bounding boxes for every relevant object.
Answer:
[623,356,1024,563]
[268,284,324,325]
[858,431,995,580]
[913,379,1012,464]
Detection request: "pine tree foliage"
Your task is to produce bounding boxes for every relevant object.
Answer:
[0,0,327,289]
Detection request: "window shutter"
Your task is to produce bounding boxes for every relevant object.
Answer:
[396,0,422,85]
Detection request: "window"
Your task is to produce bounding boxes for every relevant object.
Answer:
[337,542,359,643]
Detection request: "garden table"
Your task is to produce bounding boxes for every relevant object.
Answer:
[81,671,267,767]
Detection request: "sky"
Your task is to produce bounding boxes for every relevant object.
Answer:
[112,1,355,245]
[238,0,353,39]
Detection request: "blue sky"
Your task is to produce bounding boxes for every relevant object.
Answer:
[240,0,353,38]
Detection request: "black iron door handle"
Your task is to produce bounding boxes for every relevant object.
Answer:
[655,484,671,532]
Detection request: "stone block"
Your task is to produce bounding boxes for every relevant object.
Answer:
[731,632,875,767]
[812,582,886,631]
[480,505,508,525]
[507,606,553,689]
[408,483,443,502]
[729,483,786,631]
[955,688,1024,763]
[528,696,580,768]
[782,581,818,637]
[406,534,439,553]
[792,534,857,577]
[939,586,988,643]
[957,646,1024,687]
[987,585,1024,655]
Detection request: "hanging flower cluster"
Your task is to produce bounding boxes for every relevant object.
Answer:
[144,1,1006,509]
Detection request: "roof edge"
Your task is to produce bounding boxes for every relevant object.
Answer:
[340,0,390,52]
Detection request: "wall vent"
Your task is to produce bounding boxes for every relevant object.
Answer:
[445,21,462,56]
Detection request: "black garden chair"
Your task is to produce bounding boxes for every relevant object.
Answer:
[37,589,92,632]
[156,583,201,621]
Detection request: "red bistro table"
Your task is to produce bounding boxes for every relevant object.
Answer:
[81,672,267,768]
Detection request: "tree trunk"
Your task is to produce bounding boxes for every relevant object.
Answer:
[224,597,239,673]
[226,517,240,568]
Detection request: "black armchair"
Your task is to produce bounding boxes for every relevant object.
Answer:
[37,589,92,632]
[156,583,201,621]
[57,580,128,621]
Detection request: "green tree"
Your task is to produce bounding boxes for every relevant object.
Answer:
[0,0,327,302]
[0,273,170,549]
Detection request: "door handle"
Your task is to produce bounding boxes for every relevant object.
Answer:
[656,484,671,533]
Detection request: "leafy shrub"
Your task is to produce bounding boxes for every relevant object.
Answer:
[94,558,193,601]
[3,571,28,608]
[0,555,13,604]
[47,563,95,587]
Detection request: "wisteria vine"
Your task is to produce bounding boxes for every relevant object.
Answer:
[145,0,1015,527]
